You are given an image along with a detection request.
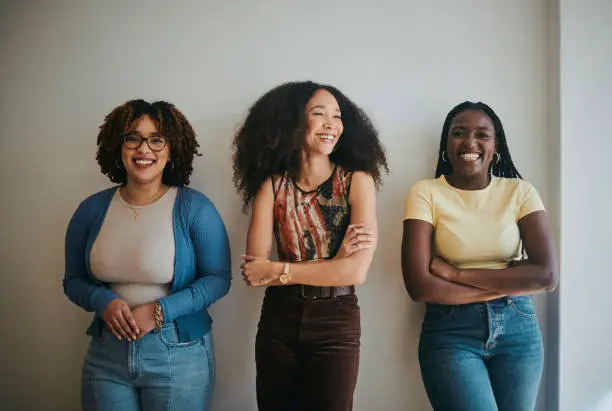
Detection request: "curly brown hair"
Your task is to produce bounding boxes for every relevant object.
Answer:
[232,81,388,210]
[96,99,201,186]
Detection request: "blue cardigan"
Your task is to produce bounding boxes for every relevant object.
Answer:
[63,186,231,342]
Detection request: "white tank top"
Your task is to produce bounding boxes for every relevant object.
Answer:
[90,187,177,307]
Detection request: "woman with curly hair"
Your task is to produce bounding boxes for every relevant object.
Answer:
[233,81,388,411]
[63,99,231,410]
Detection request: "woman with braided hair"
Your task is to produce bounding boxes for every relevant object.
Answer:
[63,99,231,410]
[402,101,558,411]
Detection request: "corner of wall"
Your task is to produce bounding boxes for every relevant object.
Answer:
[545,0,561,410]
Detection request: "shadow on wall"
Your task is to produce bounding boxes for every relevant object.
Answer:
[352,122,438,409]
[190,115,265,409]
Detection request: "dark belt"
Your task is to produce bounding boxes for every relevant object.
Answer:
[276,285,355,300]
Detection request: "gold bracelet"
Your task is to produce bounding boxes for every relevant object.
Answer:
[153,300,164,329]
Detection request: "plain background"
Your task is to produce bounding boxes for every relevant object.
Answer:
[0,1,609,410]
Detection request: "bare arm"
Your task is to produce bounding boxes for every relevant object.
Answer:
[243,172,377,287]
[245,178,275,260]
[439,211,558,294]
[401,219,505,304]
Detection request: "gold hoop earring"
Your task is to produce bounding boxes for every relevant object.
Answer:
[442,151,448,163]
[166,159,175,172]
[493,152,501,164]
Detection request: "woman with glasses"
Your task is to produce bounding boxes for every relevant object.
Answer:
[63,99,231,411]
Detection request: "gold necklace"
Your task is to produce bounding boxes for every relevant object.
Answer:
[120,186,168,222]
[124,202,142,222]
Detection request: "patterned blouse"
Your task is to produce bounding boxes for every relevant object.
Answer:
[272,166,353,263]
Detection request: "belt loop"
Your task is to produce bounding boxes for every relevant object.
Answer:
[330,286,336,299]
[300,284,306,298]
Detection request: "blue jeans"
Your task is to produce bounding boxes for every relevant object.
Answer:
[82,324,215,411]
[418,296,543,411]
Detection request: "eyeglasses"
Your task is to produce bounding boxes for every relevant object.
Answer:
[122,133,169,152]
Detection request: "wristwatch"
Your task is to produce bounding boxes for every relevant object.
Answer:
[279,262,291,285]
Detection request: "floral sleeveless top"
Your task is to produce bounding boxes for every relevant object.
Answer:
[272,166,353,263]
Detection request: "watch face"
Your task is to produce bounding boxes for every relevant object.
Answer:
[280,274,289,284]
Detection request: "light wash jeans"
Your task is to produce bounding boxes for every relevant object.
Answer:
[82,323,214,411]
[419,296,543,411]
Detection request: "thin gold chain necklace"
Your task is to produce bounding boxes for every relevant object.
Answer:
[120,186,168,222]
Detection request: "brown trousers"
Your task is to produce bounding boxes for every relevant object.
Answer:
[255,289,361,411]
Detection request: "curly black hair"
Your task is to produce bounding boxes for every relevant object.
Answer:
[435,101,522,179]
[96,99,201,186]
[232,81,388,209]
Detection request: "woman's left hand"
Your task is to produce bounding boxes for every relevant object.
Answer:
[241,255,282,287]
[430,257,460,281]
[131,303,156,339]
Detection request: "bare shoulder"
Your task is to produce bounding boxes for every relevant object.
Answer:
[256,176,275,197]
[350,171,375,189]
[348,171,375,200]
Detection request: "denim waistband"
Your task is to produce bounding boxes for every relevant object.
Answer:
[427,295,532,309]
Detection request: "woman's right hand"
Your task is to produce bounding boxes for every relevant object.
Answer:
[102,298,140,341]
[336,223,375,259]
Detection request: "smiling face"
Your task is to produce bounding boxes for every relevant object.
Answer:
[303,89,344,156]
[446,109,497,179]
[120,115,170,186]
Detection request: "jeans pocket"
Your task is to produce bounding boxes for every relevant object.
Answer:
[423,304,455,324]
[157,324,202,348]
[510,296,537,318]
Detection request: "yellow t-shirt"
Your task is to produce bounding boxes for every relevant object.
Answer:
[404,175,545,269]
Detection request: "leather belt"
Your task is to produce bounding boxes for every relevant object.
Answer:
[273,285,355,300]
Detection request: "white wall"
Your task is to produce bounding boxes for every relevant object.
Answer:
[0,1,553,410]
[558,1,612,410]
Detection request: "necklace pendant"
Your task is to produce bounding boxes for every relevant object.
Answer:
[135,214,140,222]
